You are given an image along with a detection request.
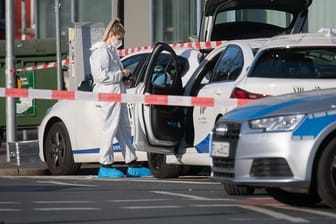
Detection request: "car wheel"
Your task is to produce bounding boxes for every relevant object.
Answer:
[44,121,80,175]
[147,152,182,178]
[266,188,321,207]
[223,183,255,195]
[317,137,336,208]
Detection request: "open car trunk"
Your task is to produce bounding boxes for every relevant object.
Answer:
[199,0,312,41]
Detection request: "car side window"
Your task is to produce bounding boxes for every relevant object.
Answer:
[151,53,178,88]
[122,53,148,74]
[211,45,243,82]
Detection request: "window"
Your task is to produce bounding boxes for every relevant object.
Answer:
[152,0,199,43]
[212,9,292,40]
[152,52,178,88]
[122,53,148,73]
[36,0,113,40]
[250,48,336,79]
[211,45,244,82]
[215,9,291,28]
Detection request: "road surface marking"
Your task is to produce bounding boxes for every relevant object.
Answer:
[273,204,336,218]
[239,204,309,223]
[0,201,21,204]
[123,205,182,209]
[34,207,101,211]
[92,177,218,185]
[0,208,21,211]
[152,190,231,201]
[193,204,308,223]
[34,200,95,204]
[36,180,97,187]
[107,199,169,203]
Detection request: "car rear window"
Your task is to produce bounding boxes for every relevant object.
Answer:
[212,9,293,40]
[249,47,336,79]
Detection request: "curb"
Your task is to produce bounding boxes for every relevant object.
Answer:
[0,167,49,176]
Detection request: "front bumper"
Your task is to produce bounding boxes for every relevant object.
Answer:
[211,122,314,190]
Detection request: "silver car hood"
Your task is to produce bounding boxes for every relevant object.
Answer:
[224,88,336,120]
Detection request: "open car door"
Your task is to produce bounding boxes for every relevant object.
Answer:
[134,42,184,154]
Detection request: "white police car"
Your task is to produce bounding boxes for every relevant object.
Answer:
[137,0,313,178]
[138,39,267,178]
[38,47,201,175]
[211,88,336,208]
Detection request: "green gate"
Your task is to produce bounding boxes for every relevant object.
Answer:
[0,38,67,140]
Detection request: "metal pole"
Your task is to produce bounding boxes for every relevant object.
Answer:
[71,0,77,24]
[21,0,26,40]
[6,0,17,162]
[33,0,40,38]
[196,0,202,35]
[55,0,64,90]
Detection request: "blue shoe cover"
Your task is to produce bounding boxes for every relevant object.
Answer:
[98,167,124,178]
[127,167,152,177]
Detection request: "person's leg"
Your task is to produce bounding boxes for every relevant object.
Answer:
[116,103,137,163]
[97,102,124,178]
[116,104,151,177]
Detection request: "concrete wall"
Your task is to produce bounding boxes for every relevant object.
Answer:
[124,0,151,48]
[308,0,336,32]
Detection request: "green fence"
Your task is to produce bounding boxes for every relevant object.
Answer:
[0,38,67,133]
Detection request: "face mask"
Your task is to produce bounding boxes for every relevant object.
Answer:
[112,39,122,49]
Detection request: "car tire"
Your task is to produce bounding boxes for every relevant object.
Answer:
[147,152,182,178]
[266,188,321,207]
[223,183,255,195]
[44,121,80,175]
[317,137,336,208]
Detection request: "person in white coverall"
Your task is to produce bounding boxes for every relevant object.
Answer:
[89,18,151,178]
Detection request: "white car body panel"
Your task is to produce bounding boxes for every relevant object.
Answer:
[240,78,336,96]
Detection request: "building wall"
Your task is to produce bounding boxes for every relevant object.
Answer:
[124,0,151,48]
[18,0,336,46]
[308,0,336,32]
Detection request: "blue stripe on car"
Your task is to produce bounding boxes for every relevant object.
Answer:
[73,142,123,154]
[293,112,336,139]
[195,134,210,153]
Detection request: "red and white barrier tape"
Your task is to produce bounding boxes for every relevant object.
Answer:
[12,41,226,73]
[16,59,70,72]
[117,40,226,57]
[0,87,253,108]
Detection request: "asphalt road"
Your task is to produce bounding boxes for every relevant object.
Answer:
[0,176,335,224]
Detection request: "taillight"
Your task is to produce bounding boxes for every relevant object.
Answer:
[230,87,267,99]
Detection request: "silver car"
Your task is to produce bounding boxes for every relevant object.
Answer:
[211,88,336,208]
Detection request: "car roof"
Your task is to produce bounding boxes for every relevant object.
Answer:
[228,38,270,49]
[207,38,269,56]
[204,0,312,16]
[121,47,200,59]
[261,30,336,49]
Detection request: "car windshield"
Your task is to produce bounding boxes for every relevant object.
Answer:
[249,47,336,79]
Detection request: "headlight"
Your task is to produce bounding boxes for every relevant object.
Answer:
[249,114,305,132]
[213,121,228,136]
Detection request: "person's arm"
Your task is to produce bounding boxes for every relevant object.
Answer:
[90,48,123,85]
